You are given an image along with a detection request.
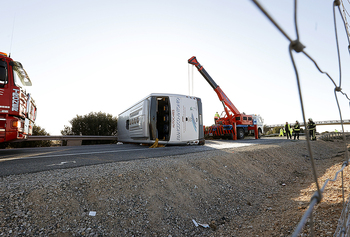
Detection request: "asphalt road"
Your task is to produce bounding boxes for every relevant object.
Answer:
[0,137,292,177]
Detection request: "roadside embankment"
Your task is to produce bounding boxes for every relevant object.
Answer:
[0,139,348,236]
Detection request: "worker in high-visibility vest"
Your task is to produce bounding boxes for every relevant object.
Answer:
[307,118,316,140]
[285,122,292,139]
[279,127,284,136]
[293,120,301,140]
[214,112,220,124]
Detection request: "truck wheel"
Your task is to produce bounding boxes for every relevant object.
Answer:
[258,128,262,138]
[237,128,245,139]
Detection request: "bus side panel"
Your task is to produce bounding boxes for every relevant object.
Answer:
[117,99,150,142]
[117,110,130,142]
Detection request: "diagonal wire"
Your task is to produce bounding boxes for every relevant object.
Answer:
[302,51,337,88]
[343,0,350,17]
[251,0,293,42]
[289,42,321,237]
[294,0,300,41]
[339,0,350,55]
[334,1,343,87]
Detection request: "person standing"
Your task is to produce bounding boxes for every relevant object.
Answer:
[279,127,284,136]
[293,120,301,140]
[307,118,316,140]
[285,122,292,139]
[214,112,220,124]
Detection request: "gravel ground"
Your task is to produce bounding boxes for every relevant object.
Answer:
[0,138,349,236]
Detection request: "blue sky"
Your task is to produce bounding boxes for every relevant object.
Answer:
[2,0,350,134]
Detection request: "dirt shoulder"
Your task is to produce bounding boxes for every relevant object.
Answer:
[0,139,348,236]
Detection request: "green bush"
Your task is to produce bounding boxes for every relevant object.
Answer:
[61,111,118,145]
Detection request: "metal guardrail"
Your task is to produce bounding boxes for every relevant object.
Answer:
[264,133,306,137]
[25,135,117,141]
[267,119,350,128]
[318,132,350,141]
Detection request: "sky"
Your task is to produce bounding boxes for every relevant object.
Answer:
[2,0,350,135]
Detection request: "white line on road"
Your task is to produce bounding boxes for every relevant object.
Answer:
[0,148,150,161]
[47,161,77,166]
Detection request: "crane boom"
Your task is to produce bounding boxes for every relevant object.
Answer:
[188,56,241,116]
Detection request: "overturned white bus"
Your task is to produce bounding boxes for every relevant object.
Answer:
[117,93,205,145]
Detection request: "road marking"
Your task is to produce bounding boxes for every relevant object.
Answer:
[47,161,77,166]
[0,148,150,161]
[0,149,73,162]
[1,141,259,163]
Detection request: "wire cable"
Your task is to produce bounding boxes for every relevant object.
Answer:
[339,0,350,55]
[251,0,293,42]
[294,0,300,41]
[289,41,321,202]
[334,1,343,87]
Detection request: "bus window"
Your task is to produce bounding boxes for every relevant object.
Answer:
[126,120,129,130]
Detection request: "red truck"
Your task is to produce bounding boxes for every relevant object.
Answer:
[0,52,37,143]
[188,56,259,140]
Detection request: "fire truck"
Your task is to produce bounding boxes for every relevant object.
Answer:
[188,56,261,140]
[0,52,37,143]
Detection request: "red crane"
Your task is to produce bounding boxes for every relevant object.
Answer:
[188,56,259,140]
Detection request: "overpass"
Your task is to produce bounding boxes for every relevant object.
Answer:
[266,119,350,128]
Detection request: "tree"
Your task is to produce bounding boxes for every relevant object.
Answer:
[272,126,283,134]
[61,112,118,145]
[263,125,272,135]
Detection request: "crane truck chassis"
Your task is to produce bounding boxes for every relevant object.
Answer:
[0,52,37,143]
[188,56,262,140]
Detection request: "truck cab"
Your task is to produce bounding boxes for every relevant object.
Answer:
[251,114,264,137]
[0,52,37,143]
